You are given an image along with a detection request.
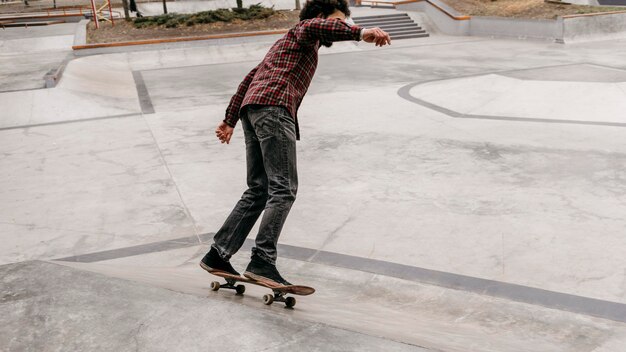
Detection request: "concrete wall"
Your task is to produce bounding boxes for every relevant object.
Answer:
[398,0,626,43]
[73,19,89,47]
[562,12,626,42]
[397,1,556,40]
[470,16,559,41]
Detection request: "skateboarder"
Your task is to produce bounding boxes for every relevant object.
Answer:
[200,0,391,286]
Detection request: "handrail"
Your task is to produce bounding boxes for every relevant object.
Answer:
[422,0,470,20]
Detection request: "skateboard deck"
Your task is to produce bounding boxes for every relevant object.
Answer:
[202,265,315,308]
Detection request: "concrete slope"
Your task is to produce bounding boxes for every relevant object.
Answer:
[55,251,626,352]
[0,55,141,130]
[0,260,429,352]
[0,23,77,92]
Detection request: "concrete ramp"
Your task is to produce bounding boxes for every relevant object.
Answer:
[0,35,74,55]
[0,260,427,352]
[0,55,141,130]
[52,250,626,352]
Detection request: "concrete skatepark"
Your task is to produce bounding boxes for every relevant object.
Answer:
[2,3,626,352]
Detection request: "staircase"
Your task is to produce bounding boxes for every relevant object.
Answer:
[352,13,429,40]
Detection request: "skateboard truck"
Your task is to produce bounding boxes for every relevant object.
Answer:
[210,278,246,295]
[263,291,296,308]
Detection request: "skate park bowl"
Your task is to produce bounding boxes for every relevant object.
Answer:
[2,6,626,351]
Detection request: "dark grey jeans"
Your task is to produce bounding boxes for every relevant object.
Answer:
[212,105,298,265]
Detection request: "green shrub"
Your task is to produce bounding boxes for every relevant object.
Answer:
[213,8,235,22]
[132,4,277,29]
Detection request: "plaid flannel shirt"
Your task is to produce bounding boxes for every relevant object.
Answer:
[223,18,363,140]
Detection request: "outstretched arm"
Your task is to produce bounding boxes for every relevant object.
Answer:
[295,17,391,47]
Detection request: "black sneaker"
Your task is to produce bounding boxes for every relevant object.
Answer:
[199,247,240,276]
[244,255,292,286]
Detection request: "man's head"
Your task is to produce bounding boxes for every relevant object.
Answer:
[299,0,352,47]
[299,0,351,22]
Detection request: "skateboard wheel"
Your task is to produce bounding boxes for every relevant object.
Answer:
[235,284,246,295]
[285,296,296,308]
[210,281,220,291]
[263,293,274,305]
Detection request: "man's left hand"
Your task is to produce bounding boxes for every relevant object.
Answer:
[216,121,234,144]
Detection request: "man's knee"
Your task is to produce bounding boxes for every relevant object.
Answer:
[243,187,268,203]
[268,184,297,205]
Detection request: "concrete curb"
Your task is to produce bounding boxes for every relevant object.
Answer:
[72,28,289,51]
[43,62,67,88]
[73,19,89,47]
[561,11,626,42]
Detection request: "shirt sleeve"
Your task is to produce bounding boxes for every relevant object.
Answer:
[224,64,260,127]
[294,18,362,47]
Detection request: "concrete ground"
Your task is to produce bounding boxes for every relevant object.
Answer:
[1,6,626,351]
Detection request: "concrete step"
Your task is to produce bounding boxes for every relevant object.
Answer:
[377,23,423,31]
[353,13,409,21]
[352,13,429,40]
[388,29,428,36]
[389,33,430,40]
[354,18,415,26]
[352,13,409,21]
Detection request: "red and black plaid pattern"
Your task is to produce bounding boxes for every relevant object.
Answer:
[223,18,362,139]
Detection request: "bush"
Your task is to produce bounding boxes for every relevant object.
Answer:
[213,8,235,22]
[132,4,277,29]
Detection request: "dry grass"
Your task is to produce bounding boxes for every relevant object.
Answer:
[442,0,626,19]
[87,10,300,44]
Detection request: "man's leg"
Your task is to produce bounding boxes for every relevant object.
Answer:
[200,112,268,275]
[244,106,298,285]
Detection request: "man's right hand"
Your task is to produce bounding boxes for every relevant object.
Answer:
[362,27,391,47]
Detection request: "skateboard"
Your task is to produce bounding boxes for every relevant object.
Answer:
[204,267,315,308]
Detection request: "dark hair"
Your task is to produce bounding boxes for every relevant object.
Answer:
[299,0,351,21]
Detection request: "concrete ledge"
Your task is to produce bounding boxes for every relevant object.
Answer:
[73,19,89,47]
[0,14,84,22]
[397,0,626,42]
[562,11,626,42]
[471,16,559,41]
[0,54,141,129]
[43,63,66,88]
[72,28,290,51]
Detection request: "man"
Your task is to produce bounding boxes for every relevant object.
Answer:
[200,0,391,286]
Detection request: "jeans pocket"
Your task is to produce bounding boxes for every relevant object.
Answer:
[250,107,278,141]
